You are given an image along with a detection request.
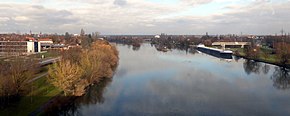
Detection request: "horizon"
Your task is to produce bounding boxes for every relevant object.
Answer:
[0,32,290,36]
[0,0,290,35]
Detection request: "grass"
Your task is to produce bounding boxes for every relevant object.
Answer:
[0,52,61,115]
[230,48,290,65]
[0,76,61,116]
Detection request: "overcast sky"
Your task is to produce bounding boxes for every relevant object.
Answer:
[0,0,289,35]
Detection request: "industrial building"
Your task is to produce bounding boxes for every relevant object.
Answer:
[0,41,41,55]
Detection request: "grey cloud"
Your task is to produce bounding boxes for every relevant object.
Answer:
[207,1,290,34]
[31,5,44,9]
[0,3,80,33]
[180,0,213,6]
[0,0,290,35]
[114,0,127,6]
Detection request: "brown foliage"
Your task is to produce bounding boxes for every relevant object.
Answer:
[61,48,82,64]
[48,59,87,96]
[274,42,290,64]
[48,40,119,96]
[0,58,38,97]
[244,46,260,59]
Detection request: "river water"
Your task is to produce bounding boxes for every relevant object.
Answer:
[58,43,290,116]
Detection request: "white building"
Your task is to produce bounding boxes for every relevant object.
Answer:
[154,35,160,39]
[27,41,41,53]
[0,41,41,55]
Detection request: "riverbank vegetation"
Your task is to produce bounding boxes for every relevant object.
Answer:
[0,59,61,115]
[233,42,290,67]
[48,40,118,96]
[0,39,118,115]
[0,58,39,108]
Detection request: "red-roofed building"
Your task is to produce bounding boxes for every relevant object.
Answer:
[38,38,53,44]
[26,37,36,41]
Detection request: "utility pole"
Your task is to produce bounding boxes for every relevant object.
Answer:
[281,28,284,36]
[280,29,285,43]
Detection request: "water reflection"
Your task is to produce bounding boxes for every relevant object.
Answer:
[233,56,242,62]
[262,64,270,75]
[271,67,290,90]
[114,43,142,52]
[242,60,290,90]
[46,43,290,115]
[243,60,262,75]
[44,78,112,115]
[132,45,140,51]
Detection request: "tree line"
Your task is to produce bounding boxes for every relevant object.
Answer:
[48,40,119,96]
[241,42,290,64]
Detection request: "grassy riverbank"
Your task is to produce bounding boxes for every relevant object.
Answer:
[0,76,61,116]
[231,48,290,68]
[0,55,62,115]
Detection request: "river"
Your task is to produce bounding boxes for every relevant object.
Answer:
[53,43,290,116]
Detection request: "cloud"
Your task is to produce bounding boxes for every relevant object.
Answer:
[0,0,289,34]
[180,0,214,6]
[114,0,127,6]
[0,3,80,33]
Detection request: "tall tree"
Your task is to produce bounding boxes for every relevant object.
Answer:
[80,29,85,37]
[275,42,290,64]
[64,32,70,42]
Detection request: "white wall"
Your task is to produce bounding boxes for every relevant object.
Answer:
[27,41,34,53]
[37,42,41,52]
[27,41,41,53]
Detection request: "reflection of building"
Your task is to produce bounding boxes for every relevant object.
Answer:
[0,41,41,55]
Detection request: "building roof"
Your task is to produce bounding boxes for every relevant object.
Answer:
[38,38,53,41]
[26,37,35,41]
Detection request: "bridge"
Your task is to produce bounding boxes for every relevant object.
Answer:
[212,42,250,49]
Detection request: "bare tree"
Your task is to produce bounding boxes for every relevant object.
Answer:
[0,57,38,108]
[0,58,37,95]
[275,42,290,64]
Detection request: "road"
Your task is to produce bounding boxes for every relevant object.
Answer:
[27,72,48,83]
[28,57,61,83]
[39,57,61,66]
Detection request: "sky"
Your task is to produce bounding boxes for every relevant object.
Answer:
[0,0,290,35]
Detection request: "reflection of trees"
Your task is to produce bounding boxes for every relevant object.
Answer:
[132,46,140,51]
[44,96,80,116]
[78,78,112,105]
[271,67,290,90]
[262,64,270,75]
[189,48,197,55]
[243,60,262,75]
[233,56,241,62]
[44,78,112,115]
